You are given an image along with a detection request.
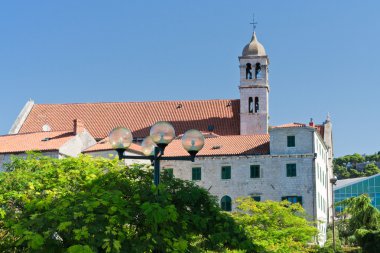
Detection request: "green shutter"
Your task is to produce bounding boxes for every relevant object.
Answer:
[192,167,201,181]
[221,166,231,179]
[250,165,260,178]
[221,196,232,211]
[287,136,295,147]
[286,164,297,177]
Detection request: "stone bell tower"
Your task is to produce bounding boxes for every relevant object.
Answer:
[239,31,270,135]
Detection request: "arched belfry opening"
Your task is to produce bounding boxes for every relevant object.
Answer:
[255,62,261,79]
[249,97,253,113]
[255,97,259,113]
[246,63,252,79]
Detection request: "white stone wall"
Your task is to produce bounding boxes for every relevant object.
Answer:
[314,132,329,244]
[270,127,314,155]
[59,130,97,157]
[162,154,315,217]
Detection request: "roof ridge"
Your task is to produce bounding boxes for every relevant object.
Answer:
[34,98,240,106]
[0,130,73,138]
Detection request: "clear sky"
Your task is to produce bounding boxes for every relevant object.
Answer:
[0,1,379,157]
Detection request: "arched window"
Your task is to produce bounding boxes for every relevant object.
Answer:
[248,97,253,113]
[221,195,232,211]
[255,62,261,79]
[246,63,252,79]
[254,97,259,113]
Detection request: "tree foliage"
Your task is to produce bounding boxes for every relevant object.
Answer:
[0,154,248,252]
[335,194,380,252]
[333,152,380,179]
[231,197,318,253]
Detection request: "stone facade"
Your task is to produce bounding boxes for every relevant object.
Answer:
[161,125,331,244]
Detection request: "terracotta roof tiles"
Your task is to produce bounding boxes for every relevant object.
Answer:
[83,138,143,154]
[19,100,240,139]
[0,131,75,154]
[164,134,270,157]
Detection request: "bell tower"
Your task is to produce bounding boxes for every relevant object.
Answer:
[239,31,270,135]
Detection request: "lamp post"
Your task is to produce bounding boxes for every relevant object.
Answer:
[330,175,338,252]
[108,121,205,186]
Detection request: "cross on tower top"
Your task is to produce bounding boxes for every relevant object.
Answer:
[250,14,258,32]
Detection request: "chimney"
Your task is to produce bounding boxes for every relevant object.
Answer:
[309,118,314,127]
[73,119,85,135]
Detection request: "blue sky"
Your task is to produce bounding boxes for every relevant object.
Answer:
[0,1,379,157]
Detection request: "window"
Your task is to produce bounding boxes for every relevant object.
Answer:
[248,97,253,113]
[221,166,231,179]
[252,196,261,202]
[221,196,232,211]
[287,136,295,147]
[286,164,297,177]
[192,167,201,181]
[250,165,260,178]
[254,97,259,113]
[282,196,302,205]
[164,168,174,177]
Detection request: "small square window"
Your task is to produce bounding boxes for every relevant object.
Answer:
[192,167,201,181]
[286,164,297,177]
[250,165,260,178]
[252,196,261,202]
[287,136,295,147]
[221,166,231,179]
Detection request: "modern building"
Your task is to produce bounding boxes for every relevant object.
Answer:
[334,173,380,211]
[6,31,334,244]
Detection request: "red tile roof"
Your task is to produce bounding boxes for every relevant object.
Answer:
[164,134,270,157]
[272,122,325,138]
[0,131,75,154]
[19,100,240,139]
[83,138,143,154]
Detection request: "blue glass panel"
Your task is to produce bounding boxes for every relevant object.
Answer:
[352,184,358,193]
[363,180,369,192]
[358,182,363,194]
[375,175,380,185]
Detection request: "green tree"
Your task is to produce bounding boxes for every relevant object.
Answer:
[0,154,249,252]
[336,194,380,250]
[231,197,318,253]
[363,163,380,177]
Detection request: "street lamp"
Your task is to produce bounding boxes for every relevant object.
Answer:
[330,175,338,252]
[108,121,205,186]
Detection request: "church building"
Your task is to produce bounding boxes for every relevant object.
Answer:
[5,31,333,244]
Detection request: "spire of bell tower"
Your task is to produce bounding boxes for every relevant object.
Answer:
[239,24,270,135]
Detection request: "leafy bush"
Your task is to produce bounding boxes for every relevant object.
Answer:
[231,197,318,253]
[0,154,248,252]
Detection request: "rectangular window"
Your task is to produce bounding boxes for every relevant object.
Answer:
[192,167,201,181]
[250,165,260,178]
[221,166,231,179]
[165,168,174,177]
[286,163,297,177]
[282,196,302,205]
[287,136,295,147]
[252,196,261,202]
